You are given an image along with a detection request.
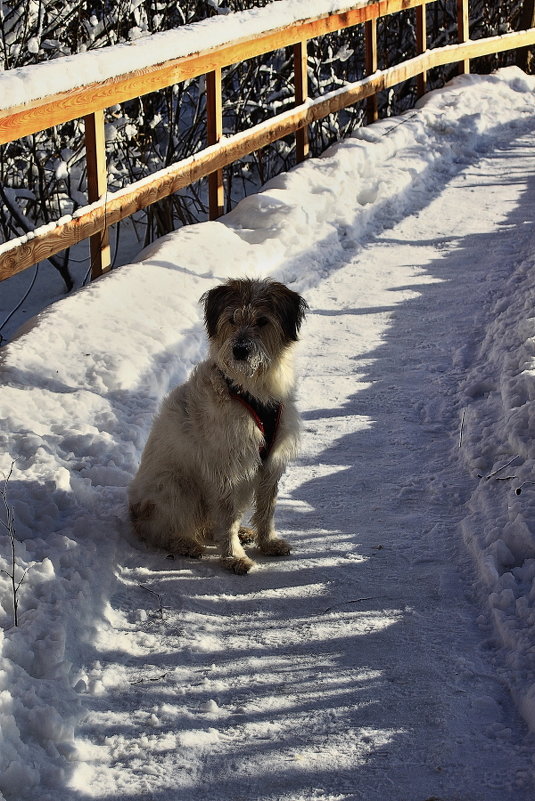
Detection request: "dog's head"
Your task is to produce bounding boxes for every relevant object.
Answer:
[201,278,307,378]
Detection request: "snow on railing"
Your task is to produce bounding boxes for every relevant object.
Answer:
[0,0,534,282]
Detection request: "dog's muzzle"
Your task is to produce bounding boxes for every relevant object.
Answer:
[232,339,251,361]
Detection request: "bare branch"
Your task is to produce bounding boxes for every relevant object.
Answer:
[1,462,29,627]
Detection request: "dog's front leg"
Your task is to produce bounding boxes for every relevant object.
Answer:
[252,468,291,557]
[213,499,255,575]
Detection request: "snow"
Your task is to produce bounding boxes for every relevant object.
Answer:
[2,66,535,799]
[0,0,370,111]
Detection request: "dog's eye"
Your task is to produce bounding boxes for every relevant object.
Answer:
[256,316,269,327]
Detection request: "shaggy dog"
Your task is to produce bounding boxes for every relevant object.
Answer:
[128,277,307,574]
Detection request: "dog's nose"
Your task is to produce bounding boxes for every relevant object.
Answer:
[233,340,250,361]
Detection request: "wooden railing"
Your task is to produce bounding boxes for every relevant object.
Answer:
[0,0,534,283]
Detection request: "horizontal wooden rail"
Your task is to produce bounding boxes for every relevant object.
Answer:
[0,0,427,146]
[2,26,534,283]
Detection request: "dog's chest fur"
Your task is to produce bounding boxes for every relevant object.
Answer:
[160,361,296,482]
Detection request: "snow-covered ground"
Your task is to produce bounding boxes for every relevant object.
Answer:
[2,67,535,800]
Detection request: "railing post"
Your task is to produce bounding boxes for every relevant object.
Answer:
[365,19,378,123]
[516,0,535,72]
[294,40,309,163]
[84,110,111,279]
[457,0,470,74]
[207,68,224,219]
[416,1,427,96]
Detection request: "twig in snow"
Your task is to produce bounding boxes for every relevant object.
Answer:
[0,463,29,627]
[515,481,535,496]
[139,583,166,620]
[316,598,375,615]
[381,110,419,137]
[458,410,465,448]
[130,671,170,685]
[479,455,520,481]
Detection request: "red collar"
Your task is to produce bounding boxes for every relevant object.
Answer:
[222,375,282,461]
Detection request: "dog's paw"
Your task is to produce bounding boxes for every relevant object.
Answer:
[259,537,292,557]
[238,526,257,545]
[221,555,255,575]
[170,539,205,559]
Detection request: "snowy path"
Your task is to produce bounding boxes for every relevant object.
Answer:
[3,71,535,801]
[69,115,535,798]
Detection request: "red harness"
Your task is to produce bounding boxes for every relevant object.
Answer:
[224,377,282,462]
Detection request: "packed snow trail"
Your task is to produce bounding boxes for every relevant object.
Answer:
[2,70,535,800]
[72,102,535,797]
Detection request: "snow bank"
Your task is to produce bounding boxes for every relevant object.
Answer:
[1,67,535,797]
[459,235,535,729]
[0,0,370,111]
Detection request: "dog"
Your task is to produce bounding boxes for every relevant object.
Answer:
[128,277,307,574]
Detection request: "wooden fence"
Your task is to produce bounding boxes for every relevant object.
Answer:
[0,0,534,283]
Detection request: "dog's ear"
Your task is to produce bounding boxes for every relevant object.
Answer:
[201,284,235,339]
[270,282,308,342]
